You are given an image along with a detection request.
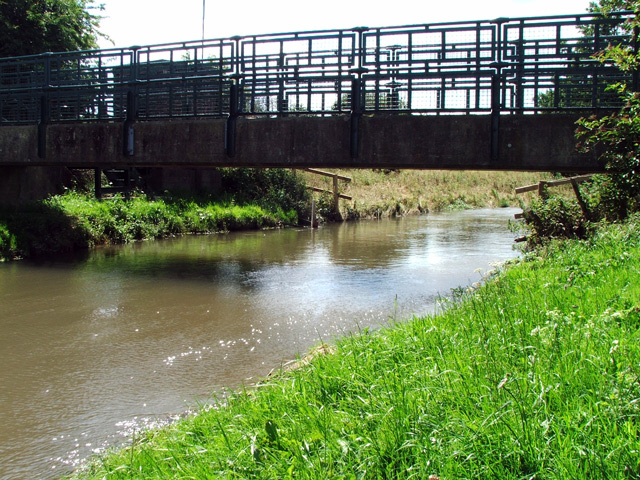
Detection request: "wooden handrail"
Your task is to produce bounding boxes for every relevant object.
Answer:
[515,174,593,194]
[304,168,352,182]
[514,174,595,220]
[308,186,352,200]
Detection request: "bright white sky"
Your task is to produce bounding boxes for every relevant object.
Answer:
[96,0,594,49]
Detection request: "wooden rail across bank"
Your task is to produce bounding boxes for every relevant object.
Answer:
[302,168,352,218]
[514,174,594,220]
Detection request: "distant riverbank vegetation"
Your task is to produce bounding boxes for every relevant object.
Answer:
[305,169,550,220]
[0,169,547,261]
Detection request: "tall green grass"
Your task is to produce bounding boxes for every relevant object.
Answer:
[0,192,298,260]
[68,218,640,479]
[49,192,292,242]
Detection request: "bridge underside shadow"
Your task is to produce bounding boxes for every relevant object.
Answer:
[0,114,603,173]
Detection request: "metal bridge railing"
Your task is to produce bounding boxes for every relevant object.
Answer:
[0,12,635,125]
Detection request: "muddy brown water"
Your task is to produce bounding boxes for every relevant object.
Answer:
[0,209,521,479]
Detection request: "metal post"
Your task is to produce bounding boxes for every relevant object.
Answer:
[226,80,240,157]
[349,27,369,158]
[515,22,524,111]
[277,47,287,116]
[490,18,507,162]
[123,46,139,156]
[225,37,242,157]
[37,54,52,158]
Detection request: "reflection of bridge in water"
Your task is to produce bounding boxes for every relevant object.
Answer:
[0,12,636,172]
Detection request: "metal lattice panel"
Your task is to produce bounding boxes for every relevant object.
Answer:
[0,12,635,124]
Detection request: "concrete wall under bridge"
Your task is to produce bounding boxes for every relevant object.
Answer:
[0,114,602,173]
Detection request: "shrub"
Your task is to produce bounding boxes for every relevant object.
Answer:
[522,193,592,246]
[0,222,17,259]
[219,168,310,223]
[523,3,640,241]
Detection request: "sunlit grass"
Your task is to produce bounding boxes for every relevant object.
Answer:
[68,217,640,479]
[0,191,295,260]
[303,169,554,218]
[1,170,550,260]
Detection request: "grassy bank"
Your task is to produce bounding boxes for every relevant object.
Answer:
[303,169,552,219]
[0,169,549,260]
[0,191,298,261]
[68,218,640,479]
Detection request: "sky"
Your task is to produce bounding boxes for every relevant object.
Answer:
[96,0,595,49]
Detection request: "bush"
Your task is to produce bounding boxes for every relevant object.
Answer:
[522,193,592,246]
[0,201,88,258]
[0,222,17,259]
[219,168,310,223]
[521,173,640,246]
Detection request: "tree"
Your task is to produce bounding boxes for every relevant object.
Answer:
[589,0,637,14]
[523,1,640,241]
[0,0,104,57]
[574,0,640,220]
[535,1,635,111]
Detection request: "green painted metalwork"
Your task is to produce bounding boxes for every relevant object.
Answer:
[0,12,635,124]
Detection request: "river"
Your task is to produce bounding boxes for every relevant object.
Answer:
[0,209,521,480]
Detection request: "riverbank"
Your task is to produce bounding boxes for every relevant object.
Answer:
[0,191,298,261]
[304,169,552,219]
[0,170,548,261]
[67,217,640,479]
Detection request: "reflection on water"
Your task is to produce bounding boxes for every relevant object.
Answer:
[0,209,520,480]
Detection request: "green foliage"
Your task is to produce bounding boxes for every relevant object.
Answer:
[0,0,104,57]
[0,221,17,259]
[0,200,87,258]
[522,194,591,245]
[526,1,640,240]
[68,219,640,480]
[313,191,335,220]
[219,168,310,222]
[0,168,310,260]
[0,191,298,260]
[576,86,640,219]
[589,0,640,15]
